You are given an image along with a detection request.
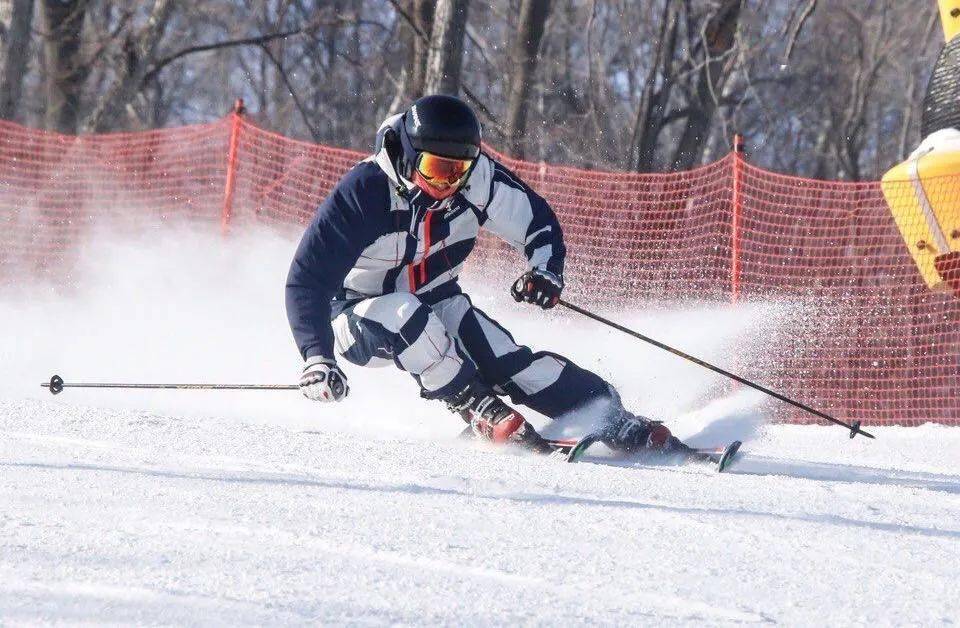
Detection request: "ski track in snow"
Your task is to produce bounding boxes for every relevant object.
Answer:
[2,400,959,626]
[1,228,959,625]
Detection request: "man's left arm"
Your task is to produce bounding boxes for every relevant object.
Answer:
[482,163,566,308]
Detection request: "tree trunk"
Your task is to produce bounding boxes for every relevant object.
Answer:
[0,0,35,121]
[410,0,435,98]
[504,0,550,158]
[388,0,436,112]
[423,0,470,95]
[82,0,174,132]
[670,0,742,171]
[41,0,88,134]
[630,0,679,171]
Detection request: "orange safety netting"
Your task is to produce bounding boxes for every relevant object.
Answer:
[1,110,957,425]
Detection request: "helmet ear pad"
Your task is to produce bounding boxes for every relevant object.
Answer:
[379,126,408,180]
[397,114,421,182]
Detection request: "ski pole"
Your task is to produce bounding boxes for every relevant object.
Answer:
[41,374,298,395]
[557,299,874,440]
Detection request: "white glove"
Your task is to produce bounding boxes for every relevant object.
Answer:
[299,356,349,402]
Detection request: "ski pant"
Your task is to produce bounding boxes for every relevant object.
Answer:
[331,291,614,420]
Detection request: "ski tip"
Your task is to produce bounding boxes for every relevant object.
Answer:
[717,440,742,473]
[566,433,604,463]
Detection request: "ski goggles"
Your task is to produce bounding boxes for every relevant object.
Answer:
[415,152,474,187]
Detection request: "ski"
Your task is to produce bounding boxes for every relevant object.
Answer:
[549,433,604,462]
[548,433,743,472]
[716,440,742,472]
[462,426,743,472]
[690,440,742,472]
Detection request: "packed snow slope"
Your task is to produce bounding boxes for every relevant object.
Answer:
[2,228,959,625]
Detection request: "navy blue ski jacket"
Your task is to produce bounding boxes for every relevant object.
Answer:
[286,115,566,362]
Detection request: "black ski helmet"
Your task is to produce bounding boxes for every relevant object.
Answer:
[397,94,481,180]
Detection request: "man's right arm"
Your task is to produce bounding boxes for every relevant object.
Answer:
[285,166,386,360]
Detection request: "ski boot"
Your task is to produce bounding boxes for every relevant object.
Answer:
[604,412,691,455]
[445,381,554,455]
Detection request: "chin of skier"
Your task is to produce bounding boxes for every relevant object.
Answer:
[285,94,685,456]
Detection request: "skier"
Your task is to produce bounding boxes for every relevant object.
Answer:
[285,94,681,455]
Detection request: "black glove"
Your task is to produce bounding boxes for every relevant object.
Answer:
[511,269,563,309]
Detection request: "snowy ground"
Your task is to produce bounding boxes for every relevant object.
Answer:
[2,228,959,625]
[2,401,958,625]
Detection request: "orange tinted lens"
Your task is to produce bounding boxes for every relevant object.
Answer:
[417,152,472,182]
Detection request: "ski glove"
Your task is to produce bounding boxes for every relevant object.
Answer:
[299,356,349,402]
[511,269,563,309]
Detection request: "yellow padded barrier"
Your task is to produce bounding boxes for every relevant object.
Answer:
[881,129,960,292]
[940,0,960,42]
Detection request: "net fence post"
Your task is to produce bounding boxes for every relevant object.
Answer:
[221,98,245,235]
[731,133,745,302]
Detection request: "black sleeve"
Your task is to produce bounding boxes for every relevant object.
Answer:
[285,165,388,360]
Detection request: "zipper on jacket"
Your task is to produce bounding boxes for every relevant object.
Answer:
[408,209,435,292]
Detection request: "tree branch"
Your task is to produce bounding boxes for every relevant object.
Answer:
[143,22,325,85]
[461,84,501,135]
[259,43,321,142]
[385,0,429,42]
[782,0,818,64]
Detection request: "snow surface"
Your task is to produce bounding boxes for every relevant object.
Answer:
[2,228,959,625]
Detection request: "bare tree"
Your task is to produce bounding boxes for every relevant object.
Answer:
[0,0,35,122]
[758,0,938,180]
[424,0,470,95]
[630,0,681,171]
[0,0,942,180]
[781,0,818,63]
[41,0,88,133]
[411,0,436,97]
[670,0,744,171]
[388,0,435,111]
[82,0,175,132]
[504,0,551,158]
